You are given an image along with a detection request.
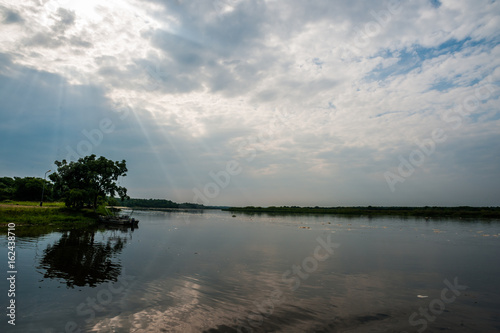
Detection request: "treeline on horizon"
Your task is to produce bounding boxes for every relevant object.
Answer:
[222,206,500,218]
[3,176,499,218]
[119,198,205,209]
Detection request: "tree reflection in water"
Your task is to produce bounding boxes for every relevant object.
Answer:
[38,227,134,288]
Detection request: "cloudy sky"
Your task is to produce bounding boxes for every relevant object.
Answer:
[1,0,499,207]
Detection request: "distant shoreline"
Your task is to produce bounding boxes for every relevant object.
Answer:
[222,206,500,219]
[120,207,215,212]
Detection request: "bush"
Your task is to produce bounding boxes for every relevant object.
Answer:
[65,189,90,209]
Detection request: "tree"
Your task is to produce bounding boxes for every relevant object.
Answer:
[0,177,15,201]
[13,177,52,201]
[0,177,56,202]
[50,155,129,209]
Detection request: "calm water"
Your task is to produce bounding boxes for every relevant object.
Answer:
[1,210,500,332]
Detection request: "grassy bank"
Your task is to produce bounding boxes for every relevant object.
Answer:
[223,206,500,219]
[0,200,65,207]
[0,201,100,227]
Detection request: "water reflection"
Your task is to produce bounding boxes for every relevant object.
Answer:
[37,226,135,287]
[3,211,499,333]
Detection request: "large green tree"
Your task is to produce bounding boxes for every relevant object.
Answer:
[50,155,129,209]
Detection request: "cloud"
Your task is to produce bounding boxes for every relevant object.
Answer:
[1,7,23,24]
[1,0,499,205]
[53,7,75,31]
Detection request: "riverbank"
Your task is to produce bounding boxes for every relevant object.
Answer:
[0,201,99,228]
[223,206,500,218]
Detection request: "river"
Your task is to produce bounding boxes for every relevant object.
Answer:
[1,210,500,332]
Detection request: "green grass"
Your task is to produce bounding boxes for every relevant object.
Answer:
[1,200,65,207]
[0,201,99,227]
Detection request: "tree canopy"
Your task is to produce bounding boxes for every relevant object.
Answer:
[50,155,128,209]
[0,176,53,202]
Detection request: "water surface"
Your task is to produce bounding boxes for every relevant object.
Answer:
[1,210,500,332]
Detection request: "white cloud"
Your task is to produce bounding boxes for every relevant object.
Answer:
[1,0,499,205]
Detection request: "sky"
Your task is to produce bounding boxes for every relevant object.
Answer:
[0,0,499,207]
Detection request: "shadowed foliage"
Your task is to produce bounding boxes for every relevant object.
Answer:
[38,228,128,287]
[50,154,129,209]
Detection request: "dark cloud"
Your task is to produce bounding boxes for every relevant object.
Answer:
[151,30,206,66]
[69,35,92,47]
[0,52,12,69]
[50,8,76,33]
[0,63,113,175]
[1,8,23,24]
[430,0,442,8]
[24,31,64,48]
[24,28,92,49]
[143,0,266,51]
